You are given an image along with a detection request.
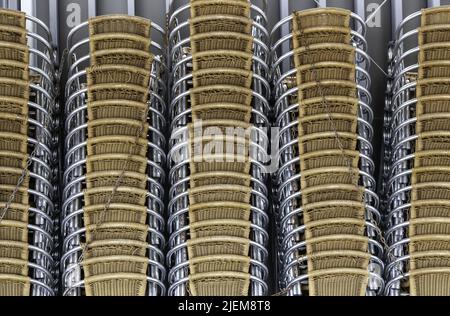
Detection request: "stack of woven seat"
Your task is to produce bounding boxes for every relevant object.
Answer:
[292,8,370,296]
[82,15,154,296]
[0,8,32,296]
[409,6,450,296]
[186,0,255,296]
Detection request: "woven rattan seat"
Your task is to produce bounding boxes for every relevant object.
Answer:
[85,239,148,259]
[0,8,26,27]
[417,78,450,97]
[84,186,147,206]
[0,96,28,116]
[302,184,364,205]
[87,83,148,103]
[0,78,28,99]
[410,217,450,236]
[299,132,358,154]
[84,203,147,226]
[190,15,252,34]
[292,27,351,48]
[421,7,450,26]
[190,171,251,188]
[0,132,28,154]
[300,96,359,117]
[91,49,153,69]
[82,255,148,277]
[0,42,28,63]
[190,32,253,54]
[86,170,147,190]
[192,50,253,71]
[298,80,357,100]
[419,42,450,63]
[87,99,149,121]
[417,130,450,151]
[416,113,450,133]
[293,43,356,66]
[414,150,450,167]
[419,61,450,79]
[0,25,27,44]
[190,219,251,239]
[86,136,148,156]
[192,68,252,88]
[410,267,450,296]
[0,185,28,204]
[190,85,252,107]
[188,119,251,137]
[0,167,29,187]
[307,234,368,254]
[189,255,250,274]
[89,15,151,37]
[187,236,250,258]
[0,59,28,80]
[90,33,150,52]
[189,201,251,222]
[296,62,355,85]
[87,65,150,87]
[308,250,370,271]
[0,220,28,242]
[410,235,450,253]
[86,153,147,174]
[0,112,27,134]
[188,271,250,296]
[300,167,360,188]
[0,202,28,222]
[84,273,147,296]
[308,268,369,296]
[412,166,450,183]
[303,200,365,223]
[190,153,251,174]
[87,118,148,138]
[419,25,450,45]
[293,8,351,30]
[417,95,450,115]
[0,258,28,276]
[85,222,148,243]
[411,200,450,219]
[410,251,450,270]
[305,218,366,239]
[0,274,30,296]
[412,182,450,200]
[300,150,359,170]
[190,0,250,18]
[189,184,251,204]
[0,241,28,260]
[299,113,358,136]
[192,103,252,122]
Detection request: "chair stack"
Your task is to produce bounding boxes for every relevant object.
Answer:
[409,7,450,296]
[0,8,32,296]
[186,0,255,296]
[82,15,154,296]
[292,8,370,296]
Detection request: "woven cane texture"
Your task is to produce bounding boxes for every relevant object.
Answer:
[82,15,154,296]
[410,7,450,295]
[291,7,369,296]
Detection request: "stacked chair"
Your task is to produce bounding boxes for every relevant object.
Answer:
[167,0,270,296]
[61,15,166,296]
[272,8,384,295]
[385,6,450,296]
[0,8,58,295]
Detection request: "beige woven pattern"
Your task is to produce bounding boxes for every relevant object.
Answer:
[83,15,154,296]
[410,7,450,296]
[186,0,254,296]
[292,8,370,296]
[0,9,30,296]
